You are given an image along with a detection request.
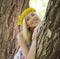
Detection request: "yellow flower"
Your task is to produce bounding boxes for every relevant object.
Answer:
[17,7,36,26]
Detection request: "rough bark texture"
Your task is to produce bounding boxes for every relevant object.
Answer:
[35,0,60,59]
[0,0,29,59]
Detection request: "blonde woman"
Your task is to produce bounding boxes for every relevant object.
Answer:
[14,7,40,59]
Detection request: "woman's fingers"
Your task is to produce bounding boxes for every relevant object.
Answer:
[32,22,42,40]
[32,27,38,40]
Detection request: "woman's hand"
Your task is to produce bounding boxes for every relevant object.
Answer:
[32,22,42,41]
[16,31,29,58]
[32,27,39,41]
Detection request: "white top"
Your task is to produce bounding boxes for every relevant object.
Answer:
[14,48,25,59]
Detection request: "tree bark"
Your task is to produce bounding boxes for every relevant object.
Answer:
[35,0,60,59]
[0,0,29,59]
[0,0,60,59]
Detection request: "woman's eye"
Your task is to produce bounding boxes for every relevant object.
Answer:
[31,13,35,16]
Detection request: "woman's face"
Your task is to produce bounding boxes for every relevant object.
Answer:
[25,12,40,31]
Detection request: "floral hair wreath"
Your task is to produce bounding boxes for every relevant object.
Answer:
[17,7,36,26]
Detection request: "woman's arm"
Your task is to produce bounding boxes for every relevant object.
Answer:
[17,33,36,59]
[17,32,29,58]
[26,39,36,59]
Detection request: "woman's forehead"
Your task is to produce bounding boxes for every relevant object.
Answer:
[26,12,36,17]
[28,12,35,15]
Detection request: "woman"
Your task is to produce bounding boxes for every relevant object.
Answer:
[14,7,40,59]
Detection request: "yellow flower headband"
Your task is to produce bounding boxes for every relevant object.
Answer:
[17,7,36,26]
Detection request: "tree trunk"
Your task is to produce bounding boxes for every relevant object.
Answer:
[0,0,29,59]
[35,0,60,59]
